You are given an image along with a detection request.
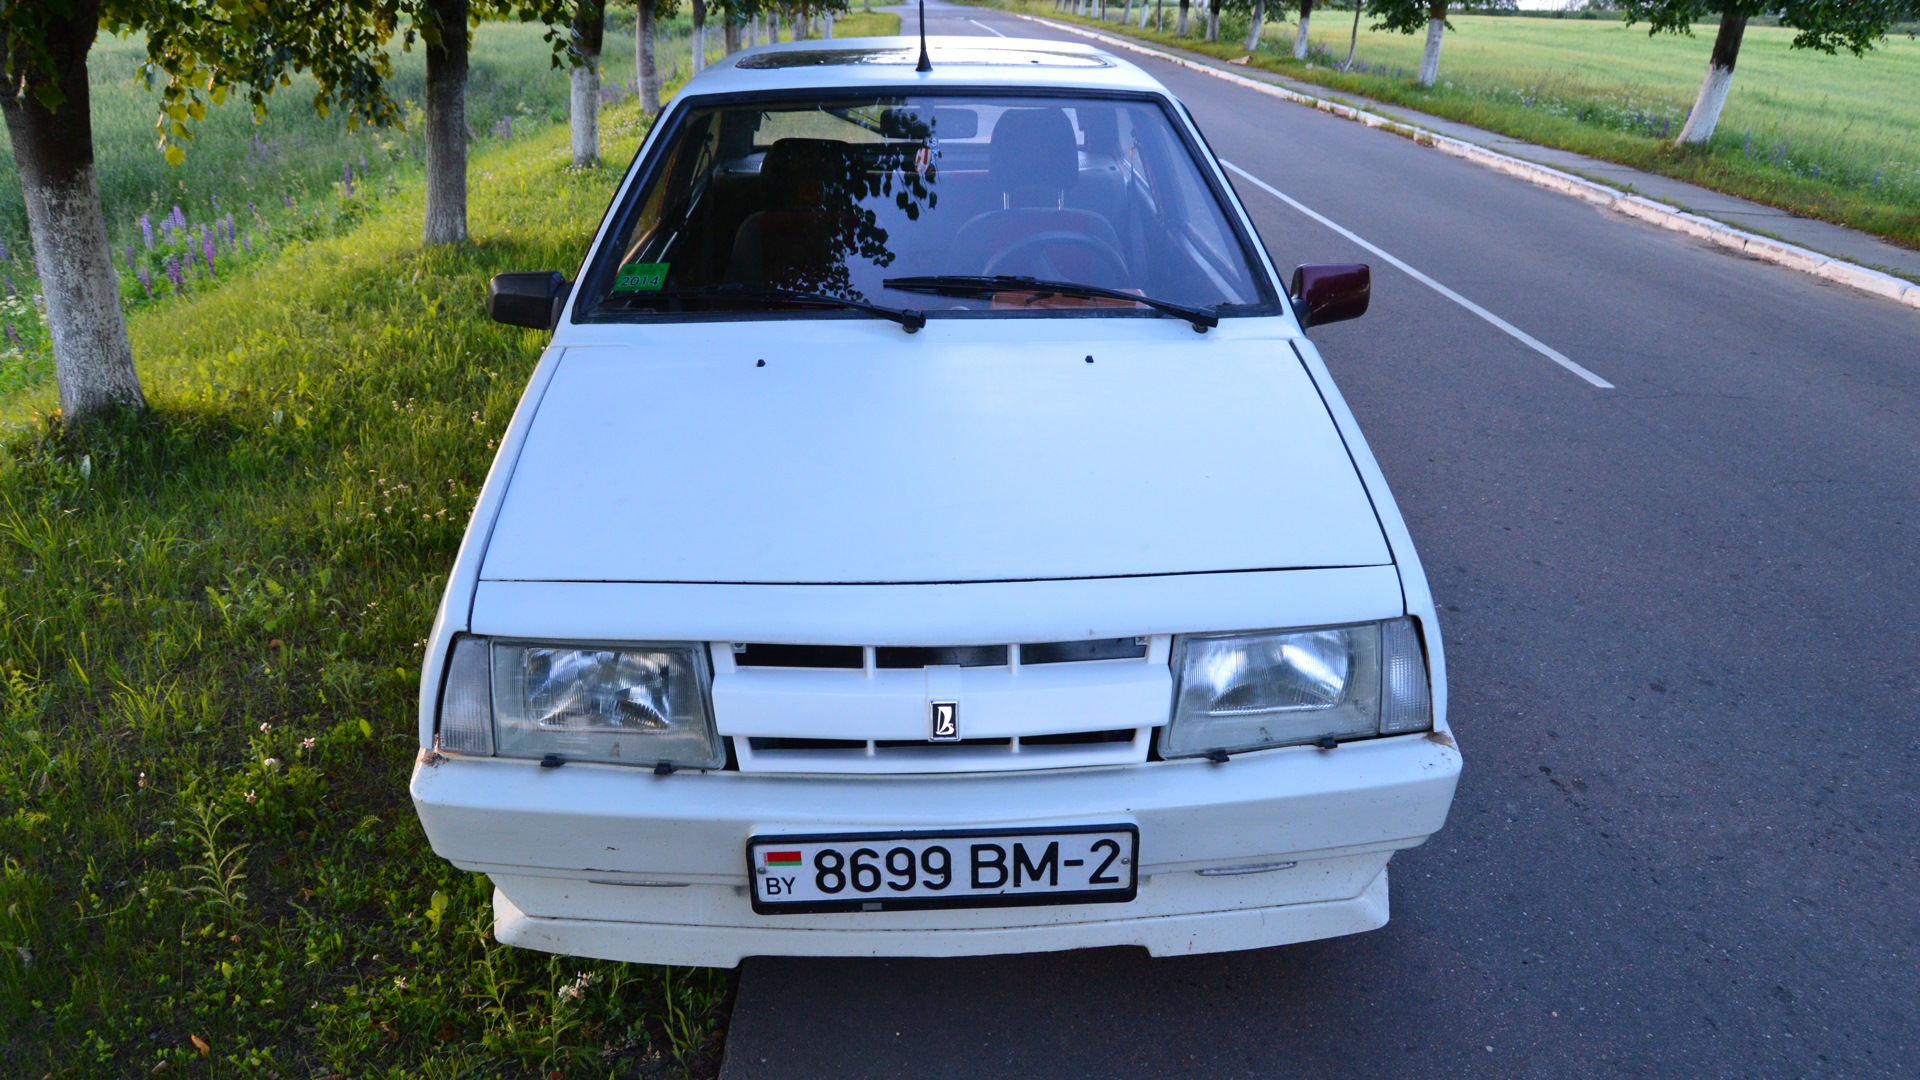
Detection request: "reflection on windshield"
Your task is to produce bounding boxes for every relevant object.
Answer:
[585,95,1273,320]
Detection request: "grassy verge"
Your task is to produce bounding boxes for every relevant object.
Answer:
[0,87,740,1079]
[977,3,1920,254]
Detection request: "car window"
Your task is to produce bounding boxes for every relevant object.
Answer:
[578,92,1277,321]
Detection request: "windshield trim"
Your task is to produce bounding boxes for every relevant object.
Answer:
[571,85,1283,326]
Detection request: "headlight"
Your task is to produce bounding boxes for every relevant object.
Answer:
[1159,618,1431,758]
[434,637,723,769]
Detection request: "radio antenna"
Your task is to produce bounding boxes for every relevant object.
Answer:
[916,0,932,72]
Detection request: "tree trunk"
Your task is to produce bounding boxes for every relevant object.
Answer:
[637,1,660,113]
[1344,0,1360,69]
[0,2,145,423]
[1205,0,1219,42]
[725,16,742,53]
[1245,0,1264,52]
[1177,0,1189,35]
[1416,3,1445,88]
[1292,0,1312,61]
[1146,0,1157,30]
[1123,0,1134,26]
[569,2,605,167]
[1678,9,1746,145]
[824,12,833,38]
[423,0,470,245]
[691,0,706,74]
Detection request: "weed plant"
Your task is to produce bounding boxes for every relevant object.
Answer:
[992,3,1920,254]
[0,91,738,1078]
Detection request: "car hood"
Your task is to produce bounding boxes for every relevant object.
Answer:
[480,332,1390,584]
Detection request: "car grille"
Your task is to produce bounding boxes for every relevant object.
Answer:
[711,637,1171,775]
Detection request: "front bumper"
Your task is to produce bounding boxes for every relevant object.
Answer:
[411,730,1461,967]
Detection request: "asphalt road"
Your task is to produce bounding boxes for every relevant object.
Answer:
[721,7,1920,1076]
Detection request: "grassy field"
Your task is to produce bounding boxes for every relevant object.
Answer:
[986,4,1920,253]
[0,10,898,1074]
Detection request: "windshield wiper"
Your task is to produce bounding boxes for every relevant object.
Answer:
[882,275,1219,332]
[604,284,926,332]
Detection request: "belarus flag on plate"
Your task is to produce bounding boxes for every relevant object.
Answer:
[764,850,803,867]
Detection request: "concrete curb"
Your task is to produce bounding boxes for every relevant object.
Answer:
[1010,12,1920,311]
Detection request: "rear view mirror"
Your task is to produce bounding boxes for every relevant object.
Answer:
[488,271,571,331]
[1288,263,1370,329]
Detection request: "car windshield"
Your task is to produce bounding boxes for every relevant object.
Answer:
[576,92,1277,322]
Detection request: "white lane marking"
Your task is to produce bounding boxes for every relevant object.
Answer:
[968,18,1009,37]
[1223,159,1615,389]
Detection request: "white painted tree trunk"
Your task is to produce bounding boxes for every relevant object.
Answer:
[1123,0,1134,26]
[569,63,599,166]
[691,0,706,74]
[1245,0,1264,52]
[1679,63,1734,145]
[1205,1,1218,41]
[423,0,469,245]
[637,2,660,114]
[1176,0,1188,35]
[1678,14,1747,146]
[824,13,833,37]
[568,3,603,168]
[1142,0,1155,29]
[1416,16,1444,87]
[1,82,146,423]
[1293,11,1310,61]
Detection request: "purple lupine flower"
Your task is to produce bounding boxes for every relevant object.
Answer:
[240,235,252,255]
[4,323,19,349]
[224,213,235,246]
[127,244,137,274]
[203,236,216,275]
[210,194,219,210]
[4,275,14,296]
[140,214,154,249]
[247,200,256,214]
[0,237,9,261]
[168,205,186,233]
[360,153,367,173]
[183,245,195,272]
[166,255,183,292]
[137,267,152,295]
[283,194,294,209]
[343,161,354,197]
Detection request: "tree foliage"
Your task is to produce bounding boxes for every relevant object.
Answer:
[1619,1,1917,55]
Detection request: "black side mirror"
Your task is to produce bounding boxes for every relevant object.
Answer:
[1289,263,1370,329]
[487,271,571,331]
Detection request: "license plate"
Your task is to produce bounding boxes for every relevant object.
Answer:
[748,825,1138,914]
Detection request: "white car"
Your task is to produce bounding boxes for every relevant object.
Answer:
[410,35,1461,967]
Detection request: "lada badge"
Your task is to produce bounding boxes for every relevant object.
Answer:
[930,701,960,742]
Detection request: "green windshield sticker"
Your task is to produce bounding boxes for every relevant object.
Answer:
[613,262,669,292]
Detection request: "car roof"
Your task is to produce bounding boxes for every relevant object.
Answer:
[685,36,1168,96]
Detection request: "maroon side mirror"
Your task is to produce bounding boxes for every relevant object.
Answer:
[1289,263,1370,329]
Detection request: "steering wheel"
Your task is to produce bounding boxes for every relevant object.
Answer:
[982,230,1130,288]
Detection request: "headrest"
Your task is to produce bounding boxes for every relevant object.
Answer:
[988,108,1077,205]
[759,138,854,209]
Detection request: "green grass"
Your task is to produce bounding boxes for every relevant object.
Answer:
[0,85,740,1080]
[0,18,697,398]
[985,4,1920,254]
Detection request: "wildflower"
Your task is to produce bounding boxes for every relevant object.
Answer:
[246,200,256,214]
[126,244,137,274]
[0,237,8,261]
[283,193,293,208]
[4,275,14,295]
[165,255,183,292]
[259,721,271,733]
[263,757,279,770]
[138,771,148,788]
[244,790,258,804]
[136,267,152,295]
[4,323,18,348]
[301,737,316,750]
[557,970,597,1002]
[203,236,216,275]
[343,161,354,197]
[394,976,409,990]
[224,213,235,246]
[210,193,219,210]
[241,235,252,255]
